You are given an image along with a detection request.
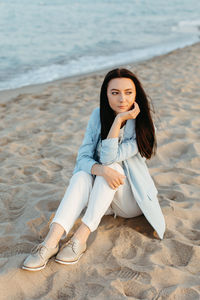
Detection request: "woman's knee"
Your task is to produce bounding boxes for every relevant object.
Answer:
[70,170,93,185]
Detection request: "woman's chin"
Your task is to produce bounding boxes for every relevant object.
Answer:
[115,108,129,114]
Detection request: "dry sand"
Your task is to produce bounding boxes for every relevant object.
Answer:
[0,42,200,300]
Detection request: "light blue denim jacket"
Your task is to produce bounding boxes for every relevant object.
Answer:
[73,107,166,239]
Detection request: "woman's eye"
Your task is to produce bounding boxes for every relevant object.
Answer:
[111,91,132,95]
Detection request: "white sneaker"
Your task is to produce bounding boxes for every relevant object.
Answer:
[55,236,86,265]
[22,242,59,271]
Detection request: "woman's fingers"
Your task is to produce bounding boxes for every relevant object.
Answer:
[104,167,126,189]
[130,103,140,119]
[109,180,119,190]
[111,176,125,189]
[122,102,140,120]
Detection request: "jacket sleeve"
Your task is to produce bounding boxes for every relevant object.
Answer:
[74,108,99,174]
[99,123,157,165]
[99,136,138,165]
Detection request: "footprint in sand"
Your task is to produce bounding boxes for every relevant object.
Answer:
[103,266,151,284]
[0,242,33,258]
[153,239,193,267]
[191,118,200,128]
[33,169,53,183]
[38,104,48,111]
[166,190,186,202]
[0,136,12,146]
[112,241,137,260]
[57,283,75,300]
[157,141,191,163]
[179,227,200,243]
[122,279,150,298]
[35,134,52,146]
[41,159,63,172]
[151,286,199,300]
[86,283,104,297]
[0,258,8,269]
[163,229,175,239]
[0,191,26,222]
[167,287,199,300]
[27,215,50,241]
[22,166,40,176]
[36,199,59,212]
[192,220,200,231]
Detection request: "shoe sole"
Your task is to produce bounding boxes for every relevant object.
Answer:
[21,250,59,271]
[21,261,47,271]
[55,252,85,265]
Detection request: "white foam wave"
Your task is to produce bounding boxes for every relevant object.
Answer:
[172,19,200,33]
[0,37,199,92]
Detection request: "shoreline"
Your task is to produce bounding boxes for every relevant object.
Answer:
[1,40,200,104]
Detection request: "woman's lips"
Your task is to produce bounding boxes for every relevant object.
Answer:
[118,106,127,109]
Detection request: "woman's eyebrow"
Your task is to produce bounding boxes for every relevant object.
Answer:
[111,88,133,91]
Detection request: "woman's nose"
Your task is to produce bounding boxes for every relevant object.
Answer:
[119,93,126,102]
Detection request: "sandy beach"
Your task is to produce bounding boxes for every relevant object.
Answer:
[0,42,200,299]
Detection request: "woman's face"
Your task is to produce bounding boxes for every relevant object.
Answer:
[107,77,136,115]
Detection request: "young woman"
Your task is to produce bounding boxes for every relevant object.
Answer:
[22,68,166,271]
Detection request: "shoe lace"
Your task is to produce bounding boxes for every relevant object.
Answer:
[64,239,76,254]
[31,243,47,258]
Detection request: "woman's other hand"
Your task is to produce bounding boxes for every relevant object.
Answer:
[117,102,140,122]
[102,165,126,190]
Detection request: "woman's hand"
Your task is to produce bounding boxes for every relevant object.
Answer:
[102,165,126,190]
[117,102,140,123]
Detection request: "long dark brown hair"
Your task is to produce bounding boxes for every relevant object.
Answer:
[100,68,157,159]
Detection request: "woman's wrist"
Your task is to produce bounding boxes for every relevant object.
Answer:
[91,163,106,176]
[115,114,123,123]
[101,165,108,176]
[107,115,122,139]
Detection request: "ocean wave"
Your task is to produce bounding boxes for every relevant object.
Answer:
[0,38,199,92]
[172,19,200,33]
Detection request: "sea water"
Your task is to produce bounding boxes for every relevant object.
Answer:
[0,0,200,91]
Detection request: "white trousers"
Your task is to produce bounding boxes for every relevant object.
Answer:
[50,162,143,238]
